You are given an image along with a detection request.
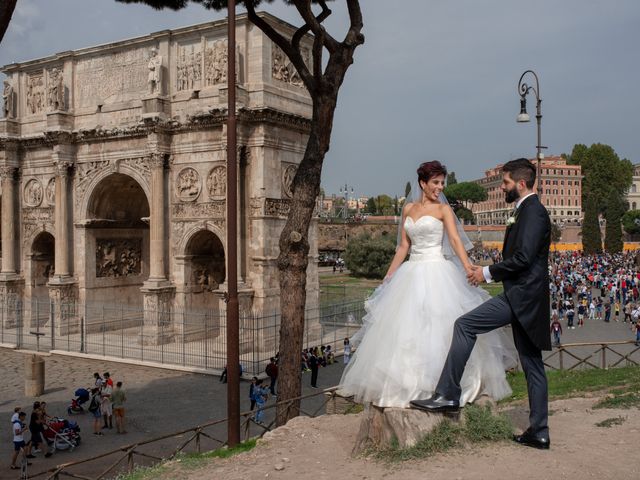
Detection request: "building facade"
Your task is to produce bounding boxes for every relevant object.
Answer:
[627,164,640,210]
[0,13,319,345]
[472,156,582,226]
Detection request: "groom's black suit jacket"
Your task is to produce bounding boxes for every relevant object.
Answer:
[488,194,552,351]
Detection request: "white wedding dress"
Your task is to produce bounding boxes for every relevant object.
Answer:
[339,214,516,408]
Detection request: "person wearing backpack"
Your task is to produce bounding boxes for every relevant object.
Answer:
[265,358,278,396]
[88,389,103,436]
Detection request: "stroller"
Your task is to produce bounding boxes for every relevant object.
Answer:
[43,417,81,452]
[68,388,90,415]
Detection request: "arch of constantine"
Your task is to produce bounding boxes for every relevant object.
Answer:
[0,13,322,366]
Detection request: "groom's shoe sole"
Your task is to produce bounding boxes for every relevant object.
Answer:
[409,399,460,413]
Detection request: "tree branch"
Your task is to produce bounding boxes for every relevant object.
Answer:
[343,0,365,47]
[292,0,339,55]
[244,0,316,92]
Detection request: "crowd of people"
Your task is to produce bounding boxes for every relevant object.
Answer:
[88,372,127,436]
[9,373,127,471]
[548,250,640,346]
[246,341,350,425]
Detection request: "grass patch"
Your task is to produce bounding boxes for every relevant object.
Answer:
[114,464,168,480]
[116,440,257,479]
[375,405,512,462]
[595,416,627,428]
[480,283,504,297]
[319,272,380,304]
[503,366,640,403]
[343,403,364,415]
[593,392,640,410]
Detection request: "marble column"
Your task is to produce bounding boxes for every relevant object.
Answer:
[141,153,174,345]
[0,166,18,275]
[0,165,23,330]
[53,161,72,278]
[48,160,78,336]
[148,153,166,282]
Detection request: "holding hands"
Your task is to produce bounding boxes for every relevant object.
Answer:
[465,264,486,287]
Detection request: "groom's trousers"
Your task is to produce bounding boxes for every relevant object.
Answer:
[435,293,549,437]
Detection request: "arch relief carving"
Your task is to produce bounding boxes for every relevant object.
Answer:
[282,164,297,199]
[175,167,201,202]
[24,179,44,207]
[46,177,56,205]
[76,161,151,219]
[207,165,226,198]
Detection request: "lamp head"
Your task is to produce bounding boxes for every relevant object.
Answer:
[517,97,530,123]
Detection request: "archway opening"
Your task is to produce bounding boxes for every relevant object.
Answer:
[85,173,150,308]
[185,230,226,290]
[29,231,55,327]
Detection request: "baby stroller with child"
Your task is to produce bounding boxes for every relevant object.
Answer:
[67,388,90,415]
[43,417,81,452]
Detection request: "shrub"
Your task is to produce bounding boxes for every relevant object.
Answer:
[343,233,396,279]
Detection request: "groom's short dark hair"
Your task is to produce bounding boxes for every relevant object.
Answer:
[502,158,536,189]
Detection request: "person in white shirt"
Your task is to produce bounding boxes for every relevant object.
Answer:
[11,411,32,470]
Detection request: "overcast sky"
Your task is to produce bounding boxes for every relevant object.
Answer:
[1,0,639,197]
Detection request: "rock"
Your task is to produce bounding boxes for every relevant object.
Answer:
[352,404,461,455]
[274,464,285,471]
[325,389,357,414]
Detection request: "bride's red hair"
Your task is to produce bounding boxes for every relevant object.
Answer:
[417,160,447,184]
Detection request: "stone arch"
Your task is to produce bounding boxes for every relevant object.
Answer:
[27,230,55,327]
[83,172,151,308]
[79,164,150,221]
[177,225,226,315]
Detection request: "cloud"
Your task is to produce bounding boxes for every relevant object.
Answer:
[6,0,41,37]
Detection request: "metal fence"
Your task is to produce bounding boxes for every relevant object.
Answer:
[0,297,366,376]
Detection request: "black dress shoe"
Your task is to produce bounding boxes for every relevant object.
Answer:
[410,394,460,412]
[513,430,550,450]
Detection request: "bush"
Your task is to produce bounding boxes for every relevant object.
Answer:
[343,233,396,279]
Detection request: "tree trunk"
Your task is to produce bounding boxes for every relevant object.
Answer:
[0,0,17,45]
[276,95,337,426]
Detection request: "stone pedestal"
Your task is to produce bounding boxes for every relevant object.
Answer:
[141,95,169,120]
[0,275,24,329]
[140,283,175,345]
[0,118,19,136]
[25,354,45,397]
[48,278,78,337]
[46,111,74,131]
[352,403,462,455]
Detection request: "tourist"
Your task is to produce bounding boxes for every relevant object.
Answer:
[624,302,633,323]
[343,338,351,364]
[604,301,612,323]
[265,357,278,396]
[566,303,575,329]
[252,379,269,425]
[93,372,103,390]
[88,388,103,436]
[308,349,319,388]
[635,319,640,347]
[111,381,127,434]
[101,377,113,430]
[249,377,258,412]
[10,411,32,470]
[29,402,51,458]
[550,316,562,347]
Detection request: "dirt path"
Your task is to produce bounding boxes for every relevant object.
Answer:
[158,396,640,480]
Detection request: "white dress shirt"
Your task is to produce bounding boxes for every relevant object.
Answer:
[482,192,536,283]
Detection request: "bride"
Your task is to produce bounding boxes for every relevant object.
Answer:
[339,160,515,408]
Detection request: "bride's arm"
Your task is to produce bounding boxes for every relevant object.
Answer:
[384,203,412,280]
[441,204,474,274]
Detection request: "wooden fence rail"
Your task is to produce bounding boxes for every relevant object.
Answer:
[26,388,351,480]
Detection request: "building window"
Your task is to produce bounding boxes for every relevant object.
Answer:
[561,199,564,206]
[633,184,637,193]
[634,202,637,210]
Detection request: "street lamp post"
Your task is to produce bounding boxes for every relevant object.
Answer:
[517,70,546,199]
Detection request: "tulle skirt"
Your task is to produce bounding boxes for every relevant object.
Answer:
[339,256,517,408]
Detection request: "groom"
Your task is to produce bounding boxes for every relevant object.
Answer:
[410,158,552,450]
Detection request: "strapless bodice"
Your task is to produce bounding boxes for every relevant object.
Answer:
[404,215,444,261]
